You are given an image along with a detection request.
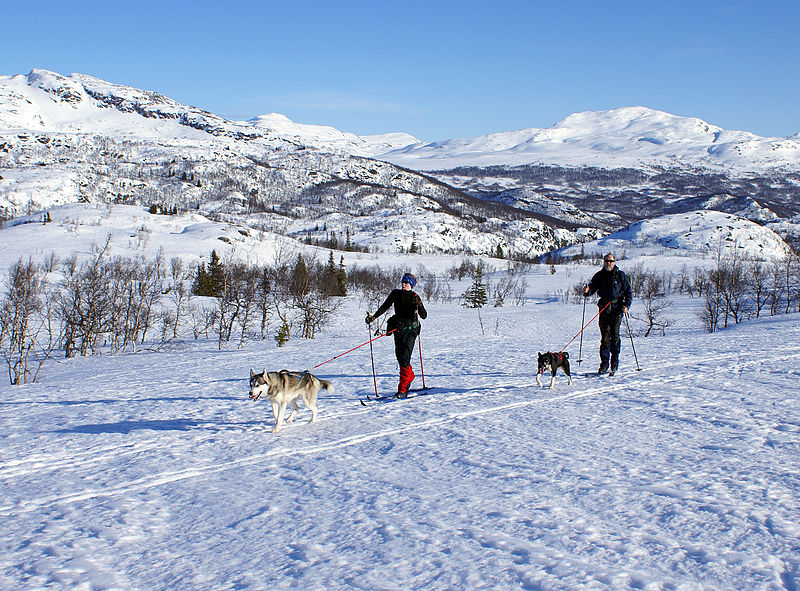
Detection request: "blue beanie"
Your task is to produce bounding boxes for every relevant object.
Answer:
[401,273,416,288]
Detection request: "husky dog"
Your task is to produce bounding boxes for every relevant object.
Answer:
[249,369,332,433]
[536,352,572,389]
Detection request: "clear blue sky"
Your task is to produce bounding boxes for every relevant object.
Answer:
[3,0,798,141]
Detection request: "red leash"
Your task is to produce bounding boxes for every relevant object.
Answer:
[313,329,397,369]
[558,301,610,354]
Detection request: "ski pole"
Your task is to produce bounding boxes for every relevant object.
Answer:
[313,328,397,369]
[417,333,427,390]
[577,296,587,365]
[624,312,641,371]
[368,322,378,397]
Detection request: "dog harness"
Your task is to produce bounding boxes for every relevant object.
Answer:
[538,352,565,374]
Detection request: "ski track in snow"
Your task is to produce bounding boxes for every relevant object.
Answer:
[2,300,800,590]
[3,348,795,516]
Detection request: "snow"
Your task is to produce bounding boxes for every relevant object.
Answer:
[0,70,415,157]
[0,203,461,283]
[0,71,210,141]
[558,210,793,262]
[2,203,800,589]
[4,71,800,177]
[3,71,800,589]
[242,114,418,155]
[2,285,800,589]
[370,107,800,173]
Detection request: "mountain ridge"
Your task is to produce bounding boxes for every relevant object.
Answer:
[7,69,800,175]
[1,69,798,256]
[368,106,800,173]
[0,69,577,258]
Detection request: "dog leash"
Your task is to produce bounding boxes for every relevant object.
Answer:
[313,328,397,370]
[558,301,610,354]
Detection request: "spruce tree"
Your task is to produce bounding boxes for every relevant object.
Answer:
[463,264,488,308]
[207,250,224,297]
[291,255,310,299]
[409,233,418,254]
[336,256,347,297]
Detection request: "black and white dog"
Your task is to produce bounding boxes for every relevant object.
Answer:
[536,352,572,389]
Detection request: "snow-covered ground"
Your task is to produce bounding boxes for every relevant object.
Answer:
[2,252,799,589]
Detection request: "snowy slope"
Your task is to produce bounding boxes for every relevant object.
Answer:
[3,70,799,261]
[243,113,418,155]
[2,70,576,258]
[2,201,800,589]
[558,210,794,261]
[1,71,220,141]
[0,70,414,155]
[0,203,443,282]
[1,204,793,294]
[2,265,799,590]
[0,201,491,304]
[371,107,800,173]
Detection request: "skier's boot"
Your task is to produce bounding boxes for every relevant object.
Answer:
[395,366,413,398]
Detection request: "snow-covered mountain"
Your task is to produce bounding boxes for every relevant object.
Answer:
[0,70,416,154]
[369,106,800,173]
[2,70,267,142]
[0,69,571,257]
[369,108,800,250]
[558,210,793,261]
[2,69,799,258]
[6,70,799,177]
[242,113,418,155]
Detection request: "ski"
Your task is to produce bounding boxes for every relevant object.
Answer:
[583,371,616,378]
[360,387,434,406]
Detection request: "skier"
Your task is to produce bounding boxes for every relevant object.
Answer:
[365,273,427,397]
[583,254,632,375]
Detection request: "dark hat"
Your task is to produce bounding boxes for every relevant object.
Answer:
[401,273,416,288]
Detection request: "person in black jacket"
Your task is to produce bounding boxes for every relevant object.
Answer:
[365,273,427,397]
[583,254,633,374]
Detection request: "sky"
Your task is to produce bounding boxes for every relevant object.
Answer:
[3,0,799,141]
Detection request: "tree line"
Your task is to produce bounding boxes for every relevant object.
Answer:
[5,238,795,385]
[563,249,800,336]
[0,245,536,385]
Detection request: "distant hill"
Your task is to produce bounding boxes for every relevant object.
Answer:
[368,106,800,173]
[0,70,574,258]
[557,210,793,262]
[2,70,798,257]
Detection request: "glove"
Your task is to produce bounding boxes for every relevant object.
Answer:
[365,313,374,324]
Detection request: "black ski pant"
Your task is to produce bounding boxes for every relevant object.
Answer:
[393,328,417,368]
[598,308,624,369]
